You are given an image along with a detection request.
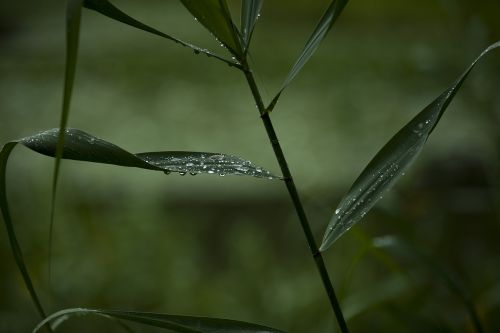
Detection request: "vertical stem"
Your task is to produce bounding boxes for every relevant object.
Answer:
[241,61,349,333]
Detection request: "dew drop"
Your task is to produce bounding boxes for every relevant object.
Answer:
[190,172,197,176]
[179,172,186,176]
[219,173,225,177]
[335,208,340,215]
[163,170,171,175]
[194,49,200,55]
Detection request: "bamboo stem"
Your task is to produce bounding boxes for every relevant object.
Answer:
[240,60,349,333]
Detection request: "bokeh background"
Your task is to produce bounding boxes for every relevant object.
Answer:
[1,0,500,332]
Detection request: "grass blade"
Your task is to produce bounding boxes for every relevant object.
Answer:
[320,41,500,252]
[34,308,286,333]
[266,0,348,112]
[49,0,83,294]
[373,236,485,332]
[0,143,51,332]
[240,0,262,52]
[83,0,239,67]
[180,0,243,58]
[21,128,280,179]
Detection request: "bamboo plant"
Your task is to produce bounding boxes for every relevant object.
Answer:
[1,1,498,332]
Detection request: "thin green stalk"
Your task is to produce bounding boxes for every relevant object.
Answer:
[240,59,349,333]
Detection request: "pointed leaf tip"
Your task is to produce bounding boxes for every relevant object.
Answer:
[320,41,500,252]
[180,0,243,58]
[241,0,263,51]
[19,128,280,180]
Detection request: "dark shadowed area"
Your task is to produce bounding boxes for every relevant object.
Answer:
[1,0,500,332]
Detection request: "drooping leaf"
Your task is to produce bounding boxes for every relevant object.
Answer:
[1,127,280,329]
[83,0,239,67]
[179,0,243,58]
[0,143,51,332]
[9,128,280,179]
[320,41,500,252]
[266,0,348,112]
[373,236,484,332]
[34,308,286,333]
[240,0,262,52]
[21,128,279,179]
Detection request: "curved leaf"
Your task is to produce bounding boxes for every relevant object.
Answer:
[241,0,262,52]
[21,128,280,179]
[180,0,243,58]
[83,0,239,67]
[0,143,50,331]
[1,128,278,331]
[34,308,286,333]
[320,41,500,252]
[267,0,348,112]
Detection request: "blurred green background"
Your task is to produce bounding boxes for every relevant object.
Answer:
[1,0,500,332]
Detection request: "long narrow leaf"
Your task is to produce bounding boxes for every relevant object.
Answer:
[320,41,500,252]
[34,308,286,333]
[266,0,348,112]
[1,128,278,330]
[49,0,84,284]
[180,0,243,58]
[83,0,239,67]
[0,143,51,332]
[17,128,280,179]
[240,0,262,52]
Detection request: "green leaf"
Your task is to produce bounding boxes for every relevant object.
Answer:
[83,0,239,67]
[320,41,500,252]
[22,128,280,179]
[0,143,51,332]
[180,0,243,58]
[241,0,262,52]
[267,0,348,112]
[1,127,280,329]
[34,308,286,333]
